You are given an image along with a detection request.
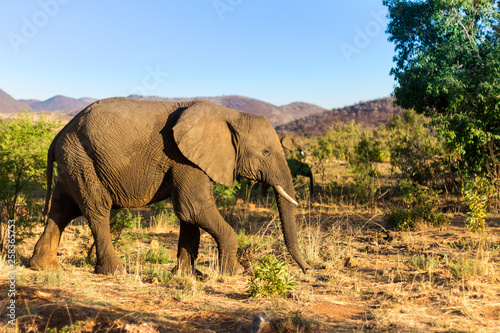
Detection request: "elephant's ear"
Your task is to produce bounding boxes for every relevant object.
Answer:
[281,134,295,152]
[173,102,237,187]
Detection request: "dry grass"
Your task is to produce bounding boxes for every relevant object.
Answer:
[1,164,500,332]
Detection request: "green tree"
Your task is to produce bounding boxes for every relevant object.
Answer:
[384,0,500,175]
[387,109,455,188]
[0,112,59,252]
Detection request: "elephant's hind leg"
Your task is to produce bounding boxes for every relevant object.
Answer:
[29,183,81,270]
[86,207,125,275]
[61,153,125,275]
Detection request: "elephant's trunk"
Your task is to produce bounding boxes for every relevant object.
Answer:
[273,179,311,274]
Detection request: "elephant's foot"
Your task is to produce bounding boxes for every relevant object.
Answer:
[171,263,206,279]
[220,259,245,276]
[29,255,63,271]
[94,258,125,275]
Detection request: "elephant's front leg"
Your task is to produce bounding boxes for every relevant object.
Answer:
[172,168,244,275]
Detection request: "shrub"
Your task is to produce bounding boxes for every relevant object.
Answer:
[348,133,384,205]
[213,180,241,219]
[248,255,298,298]
[0,112,59,253]
[310,120,362,183]
[461,176,494,232]
[405,254,440,272]
[386,180,449,231]
[110,209,141,244]
[448,256,488,280]
[144,245,172,264]
[313,120,362,162]
[46,320,85,333]
[387,110,455,188]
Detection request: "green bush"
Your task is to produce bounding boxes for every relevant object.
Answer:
[387,110,454,188]
[149,200,169,213]
[348,133,384,205]
[310,120,362,183]
[462,176,494,232]
[0,112,59,253]
[46,320,85,333]
[404,254,440,271]
[448,256,488,280]
[213,180,241,219]
[144,245,172,264]
[386,180,449,231]
[312,120,362,163]
[110,209,141,244]
[248,255,298,298]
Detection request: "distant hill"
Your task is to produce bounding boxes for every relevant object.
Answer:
[19,95,96,111]
[276,97,403,136]
[1,89,400,132]
[129,95,326,126]
[0,89,32,113]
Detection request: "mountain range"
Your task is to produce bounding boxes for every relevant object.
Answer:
[0,88,403,136]
[276,97,403,136]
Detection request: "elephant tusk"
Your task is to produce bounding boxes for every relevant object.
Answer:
[275,185,298,206]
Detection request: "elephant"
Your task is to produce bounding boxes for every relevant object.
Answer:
[29,97,310,276]
[279,133,308,160]
[261,134,314,198]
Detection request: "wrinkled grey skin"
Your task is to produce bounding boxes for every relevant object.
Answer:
[29,98,310,276]
[262,134,314,198]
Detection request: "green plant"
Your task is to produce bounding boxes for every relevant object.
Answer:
[386,110,455,188]
[213,180,241,219]
[405,254,440,272]
[149,200,169,213]
[248,255,298,298]
[384,0,500,176]
[462,176,494,232]
[311,120,362,183]
[0,112,59,252]
[110,209,141,243]
[144,245,172,264]
[145,265,173,283]
[346,133,384,205]
[386,179,449,230]
[46,321,85,333]
[236,229,253,249]
[448,256,488,280]
[35,269,64,287]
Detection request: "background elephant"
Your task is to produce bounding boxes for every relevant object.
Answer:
[29,98,310,276]
[280,133,308,160]
[262,133,314,198]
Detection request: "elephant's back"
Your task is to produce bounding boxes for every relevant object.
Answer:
[55,97,186,207]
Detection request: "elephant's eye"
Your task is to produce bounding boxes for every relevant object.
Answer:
[263,148,271,157]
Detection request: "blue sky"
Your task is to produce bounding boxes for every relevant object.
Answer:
[0,1,396,109]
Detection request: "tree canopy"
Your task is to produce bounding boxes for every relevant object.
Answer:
[384,0,500,174]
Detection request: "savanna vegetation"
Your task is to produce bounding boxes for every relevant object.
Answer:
[0,102,499,332]
[1,1,500,331]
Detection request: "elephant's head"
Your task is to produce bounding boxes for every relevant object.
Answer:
[173,101,310,273]
[280,133,308,160]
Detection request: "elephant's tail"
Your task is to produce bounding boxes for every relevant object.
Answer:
[42,139,57,217]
